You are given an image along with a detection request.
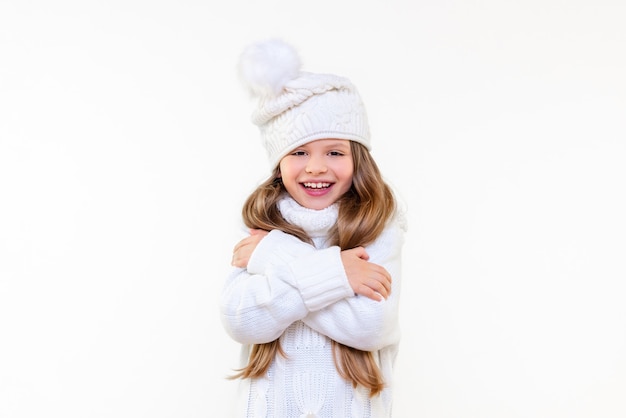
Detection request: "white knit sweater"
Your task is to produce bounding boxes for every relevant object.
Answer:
[220,196,406,418]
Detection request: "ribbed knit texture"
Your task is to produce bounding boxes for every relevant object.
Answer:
[221,196,406,417]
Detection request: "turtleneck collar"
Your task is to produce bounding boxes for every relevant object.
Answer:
[277,195,338,238]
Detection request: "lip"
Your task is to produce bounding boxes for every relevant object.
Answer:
[300,181,334,196]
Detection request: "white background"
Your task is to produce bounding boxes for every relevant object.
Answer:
[1,1,625,417]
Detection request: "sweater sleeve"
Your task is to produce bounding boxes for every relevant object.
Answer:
[301,220,406,351]
[220,229,354,345]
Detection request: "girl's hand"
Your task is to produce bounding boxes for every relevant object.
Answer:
[340,247,392,301]
[231,229,269,268]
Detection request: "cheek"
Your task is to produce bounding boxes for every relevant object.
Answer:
[279,159,304,179]
[278,164,293,180]
[340,165,354,180]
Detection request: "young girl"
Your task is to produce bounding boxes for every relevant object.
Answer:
[220,39,407,418]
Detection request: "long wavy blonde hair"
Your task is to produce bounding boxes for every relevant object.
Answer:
[229,141,396,397]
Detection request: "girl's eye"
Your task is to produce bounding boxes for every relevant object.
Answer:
[329,151,344,156]
[291,151,307,156]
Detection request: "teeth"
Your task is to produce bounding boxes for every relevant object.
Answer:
[304,182,330,189]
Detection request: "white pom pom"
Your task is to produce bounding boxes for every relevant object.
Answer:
[238,39,302,97]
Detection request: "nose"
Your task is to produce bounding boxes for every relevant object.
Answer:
[305,155,327,174]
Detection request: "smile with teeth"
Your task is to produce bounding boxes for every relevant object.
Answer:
[303,182,331,189]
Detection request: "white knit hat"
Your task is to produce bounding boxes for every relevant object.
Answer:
[238,39,371,168]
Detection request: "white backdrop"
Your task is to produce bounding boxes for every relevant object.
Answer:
[1,1,625,417]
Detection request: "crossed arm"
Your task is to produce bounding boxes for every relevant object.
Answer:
[231,229,392,302]
[220,223,404,351]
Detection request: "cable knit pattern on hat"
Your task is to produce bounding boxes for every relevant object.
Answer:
[239,40,371,168]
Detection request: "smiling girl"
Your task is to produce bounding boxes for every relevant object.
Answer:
[220,39,407,418]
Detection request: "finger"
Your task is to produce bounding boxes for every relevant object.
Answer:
[370,270,392,297]
[232,254,248,268]
[371,265,392,293]
[345,246,368,260]
[355,247,370,260]
[380,274,392,295]
[233,235,256,253]
[370,279,389,299]
[232,237,249,253]
[357,285,383,302]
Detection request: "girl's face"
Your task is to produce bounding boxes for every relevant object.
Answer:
[279,138,354,210]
